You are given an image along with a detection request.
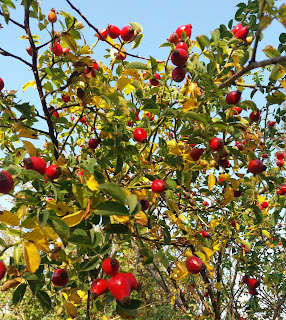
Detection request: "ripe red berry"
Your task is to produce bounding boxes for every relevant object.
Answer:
[280,185,286,193]
[199,230,210,238]
[62,47,70,54]
[46,165,61,180]
[96,28,109,40]
[93,61,99,71]
[190,148,204,161]
[133,128,147,143]
[261,201,268,208]
[175,24,192,39]
[50,42,63,56]
[121,26,135,42]
[24,157,47,175]
[91,279,108,296]
[0,78,4,91]
[249,288,258,295]
[232,23,242,35]
[226,91,241,105]
[108,24,121,39]
[80,117,87,125]
[276,159,284,167]
[203,292,209,297]
[0,171,14,194]
[248,159,266,174]
[48,107,59,120]
[88,138,100,149]
[242,275,249,284]
[149,73,160,86]
[108,273,132,303]
[185,256,203,274]
[175,41,188,51]
[277,190,282,195]
[0,261,6,280]
[26,46,32,56]
[168,32,179,44]
[233,106,242,115]
[248,278,259,289]
[268,121,276,127]
[220,159,230,168]
[102,257,119,276]
[61,94,70,103]
[276,151,285,159]
[234,26,249,41]
[139,199,149,211]
[262,153,268,159]
[125,272,138,290]
[249,110,260,122]
[51,269,69,287]
[203,201,209,206]
[151,179,168,194]
[171,48,188,67]
[172,66,186,82]
[209,137,224,152]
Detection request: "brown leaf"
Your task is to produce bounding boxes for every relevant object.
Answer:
[1,277,23,291]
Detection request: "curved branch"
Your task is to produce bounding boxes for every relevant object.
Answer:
[0,47,32,67]
[219,55,286,89]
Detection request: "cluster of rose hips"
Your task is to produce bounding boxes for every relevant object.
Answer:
[276,151,285,168]
[232,23,249,42]
[168,24,192,83]
[277,184,286,195]
[90,258,138,304]
[242,275,260,296]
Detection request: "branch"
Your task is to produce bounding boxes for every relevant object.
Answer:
[219,55,286,89]
[0,47,32,67]
[0,9,25,29]
[272,294,286,320]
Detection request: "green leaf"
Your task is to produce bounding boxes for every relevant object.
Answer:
[125,62,148,70]
[1,4,9,23]
[1,0,15,9]
[72,184,88,208]
[36,290,51,314]
[149,56,158,74]
[129,22,143,33]
[12,284,26,307]
[196,35,210,50]
[80,256,100,271]
[104,224,130,234]
[184,112,209,127]
[68,234,93,248]
[263,45,281,58]
[127,194,141,215]
[37,209,50,228]
[48,216,70,239]
[95,201,129,216]
[132,33,143,49]
[117,299,141,310]
[98,183,126,204]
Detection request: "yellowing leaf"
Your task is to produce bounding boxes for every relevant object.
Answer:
[46,200,74,217]
[22,140,37,157]
[210,219,221,230]
[116,77,131,91]
[194,252,206,261]
[215,282,221,292]
[68,292,82,304]
[201,247,213,259]
[262,230,271,239]
[13,124,38,139]
[208,174,216,191]
[169,146,182,156]
[61,32,77,52]
[134,211,148,226]
[280,79,286,90]
[54,156,67,167]
[218,173,230,181]
[204,262,214,279]
[230,179,240,191]
[222,184,234,205]
[23,228,50,252]
[112,215,130,224]
[65,302,78,318]
[62,210,85,227]
[23,242,41,274]
[23,80,36,92]
[213,242,221,252]
[124,83,135,95]
[0,211,20,226]
[182,98,198,111]
[87,175,98,191]
[123,69,140,79]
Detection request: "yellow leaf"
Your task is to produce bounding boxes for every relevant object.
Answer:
[23,242,41,274]
[0,211,20,226]
[280,79,286,90]
[262,230,271,239]
[134,211,148,226]
[54,156,67,167]
[182,98,198,111]
[210,219,221,231]
[101,316,109,320]
[194,252,206,261]
[215,282,221,292]
[222,184,234,205]
[86,175,98,191]
[218,173,230,181]
[116,77,131,91]
[42,226,59,241]
[204,262,214,279]
[68,292,82,304]
[23,80,36,92]
[213,242,221,252]
[124,83,135,95]
[230,179,240,191]
[112,215,130,224]
[169,146,182,156]
[46,200,74,217]
[65,302,78,318]
[23,228,50,252]
[123,69,140,79]
[208,174,216,191]
[13,124,38,139]
[22,140,37,157]
[201,247,213,259]
[62,210,85,227]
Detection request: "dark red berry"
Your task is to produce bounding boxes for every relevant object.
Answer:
[0,171,14,194]
[61,94,70,103]
[209,137,224,152]
[190,148,204,161]
[48,107,59,119]
[0,261,6,280]
[93,61,99,71]
[133,128,147,143]
[249,288,258,295]
[149,73,160,86]
[108,273,132,303]
[277,159,284,167]
[226,91,241,105]
[199,230,210,238]
[108,24,121,39]
[171,49,188,67]
[262,153,268,159]
[139,199,149,211]
[50,42,63,56]
[232,23,242,35]
[268,121,276,127]
[151,179,168,194]
[172,66,186,82]
[51,269,69,287]
[0,78,4,91]
[186,256,203,274]
[242,275,249,284]
[248,159,266,174]
[249,110,260,122]
[121,26,135,42]
[26,46,32,56]
[125,272,138,290]
[233,106,242,114]
[276,151,285,159]
[88,138,100,149]
[102,257,119,276]
[24,157,47,175]
[91,279,108,296]
[46,165,61,180]
[248,278,259,289]
[80,117,87,125]
[168,32,179,44]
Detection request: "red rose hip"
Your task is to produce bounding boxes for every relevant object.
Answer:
[91,278,108,296]
[151,179,168,194]
[102,257,119,276]
[186,256,203,274]
[24,157,47,175]
[51,269,69,287]
[133,128,147,143]
[0,171,14,194]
